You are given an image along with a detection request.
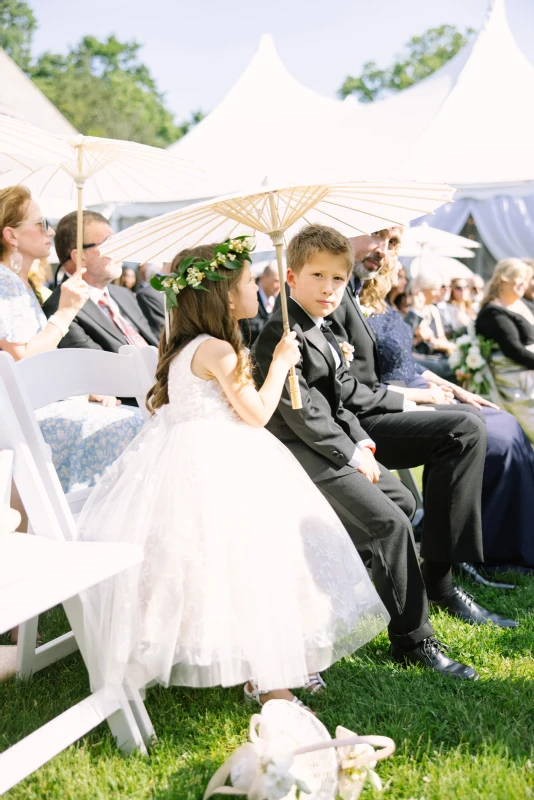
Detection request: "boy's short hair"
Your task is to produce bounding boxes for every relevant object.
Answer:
[287,224,353,275]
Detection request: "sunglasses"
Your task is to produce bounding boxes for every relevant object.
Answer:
[453,284,469,290]
[13,217,52,232]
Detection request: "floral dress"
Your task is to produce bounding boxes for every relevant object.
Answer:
[0,264,144,493]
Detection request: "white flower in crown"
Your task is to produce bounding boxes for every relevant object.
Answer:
[186,267,205,288]
[340,341,355,364]
[228,253,236,261]
[171,278,184,293]
[216,252,227,264]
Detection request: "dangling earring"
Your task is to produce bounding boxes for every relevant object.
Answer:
[9,247,22,274]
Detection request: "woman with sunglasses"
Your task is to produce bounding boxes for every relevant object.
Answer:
[445,277,477,337]
[0,185,144,498]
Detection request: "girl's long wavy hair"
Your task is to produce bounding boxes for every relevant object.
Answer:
[146,243,252,413]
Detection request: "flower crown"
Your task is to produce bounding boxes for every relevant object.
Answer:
[150,235,255,309]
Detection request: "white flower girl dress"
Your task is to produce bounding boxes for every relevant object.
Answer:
[78,335,388,692]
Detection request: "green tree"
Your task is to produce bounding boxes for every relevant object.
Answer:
[31,35,201,147]
[339,25,474,102]
[0,0,36,72]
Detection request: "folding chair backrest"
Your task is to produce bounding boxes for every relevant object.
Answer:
[119,345,158,400]
[0,449,13,504]
[15,348,151,417]
[0,376,66,541]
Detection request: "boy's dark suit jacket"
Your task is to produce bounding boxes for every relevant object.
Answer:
[329,282,383,389]
[43,284,159,352]
[253,297,403,481]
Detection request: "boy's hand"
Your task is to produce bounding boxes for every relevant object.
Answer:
[356,448,381,484]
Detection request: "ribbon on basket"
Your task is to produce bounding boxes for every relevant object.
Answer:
[203,699,395,800]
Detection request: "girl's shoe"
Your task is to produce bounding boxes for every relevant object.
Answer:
[303,672,326,695]
[243,682,312,712]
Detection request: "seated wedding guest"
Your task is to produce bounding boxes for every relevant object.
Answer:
[470,273,485,313]
[443,277,477,337]
[521,259,534,313]
[240,263,280,346]
[135,262,165,337]
[43,210,160,352]
[404,274,456,379]
[392,289,412,317]
[0,187,145,495]
[28,257,53,303]
[360,253,534,572]
[256,224,516,684]
[386,264,407,307]
[476,258,534,443]
[77,239,388,709]
[119,266,137,292]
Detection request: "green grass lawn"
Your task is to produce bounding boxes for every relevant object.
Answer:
[1,572,533,800]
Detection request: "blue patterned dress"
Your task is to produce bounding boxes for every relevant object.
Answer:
[367,304,534,568]
[0,264,145,493]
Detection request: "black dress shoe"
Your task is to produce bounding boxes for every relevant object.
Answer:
[431,586,518,628]
[391,637,479,680]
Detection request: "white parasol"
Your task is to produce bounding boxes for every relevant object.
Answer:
[100,177,455,408]
[0,115,205,272]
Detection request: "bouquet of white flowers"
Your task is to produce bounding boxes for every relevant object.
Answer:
[448,325,498,395]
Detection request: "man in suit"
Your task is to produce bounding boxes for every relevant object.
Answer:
[328,225,516,628]
[43,211,159,353]
[240,264,280,345]
[255,225,515,681]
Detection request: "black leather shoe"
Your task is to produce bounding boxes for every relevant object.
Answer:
[391,637,479,680]
[431,586,518,628]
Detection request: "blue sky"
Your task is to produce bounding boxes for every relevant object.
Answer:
[31,0,533,121]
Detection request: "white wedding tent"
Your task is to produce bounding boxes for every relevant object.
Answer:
[0,48,76,135]
[352,0,534,261]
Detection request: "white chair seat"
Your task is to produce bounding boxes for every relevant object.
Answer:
[0,533,144,795]
[0,534,142,635]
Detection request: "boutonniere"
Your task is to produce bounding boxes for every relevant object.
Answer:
[340,341,355,364]
[359,304,373,318]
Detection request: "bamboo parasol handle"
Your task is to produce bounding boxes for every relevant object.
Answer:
[268,191,302,410]
[273,239,302,410]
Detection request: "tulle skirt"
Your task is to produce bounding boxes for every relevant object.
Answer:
[78,406,388,692]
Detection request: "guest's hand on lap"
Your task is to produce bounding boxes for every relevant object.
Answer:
[356,448,381,484]
[89,394,122,408]
[426,384,455,405]
[452,386,499,410]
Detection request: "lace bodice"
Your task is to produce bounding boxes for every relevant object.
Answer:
[367,304,425,383]
[166,334,241,424]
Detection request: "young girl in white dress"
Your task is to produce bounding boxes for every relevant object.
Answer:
[78,238,388,707]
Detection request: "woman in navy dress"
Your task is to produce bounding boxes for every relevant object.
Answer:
[361,258,534,571]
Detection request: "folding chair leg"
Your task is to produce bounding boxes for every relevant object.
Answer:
[126,680,157,746]
[106,684,149,755]
[16,615,39,678]
[397,468,424,511]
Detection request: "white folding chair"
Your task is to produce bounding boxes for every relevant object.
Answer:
[0,349,152,679]
[0,378,154,791]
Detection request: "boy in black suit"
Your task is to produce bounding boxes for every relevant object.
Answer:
[254,224,514,680]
